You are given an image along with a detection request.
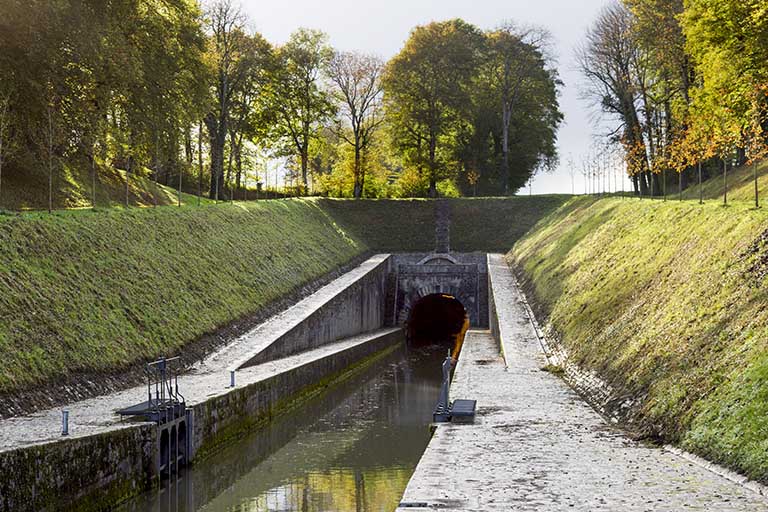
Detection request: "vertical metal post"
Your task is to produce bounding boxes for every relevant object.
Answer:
[699,161,703,205]
[439,350,451,409]
[62,410,69,436]
[230,370,236,388]
[755,161,759,208]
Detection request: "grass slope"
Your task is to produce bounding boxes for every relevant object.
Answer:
[511,195,768,482]
[0,200,365,394]
[450,195,570,252]
[679,158,768,203]
[0,195,567,402]
[2,160,213,211]
[316,198,437,252]
[318,195,570,253]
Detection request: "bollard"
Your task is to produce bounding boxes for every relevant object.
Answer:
[230,370,236,388]
[62,410,69,436]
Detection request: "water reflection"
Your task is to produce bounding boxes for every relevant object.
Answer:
[120,344,443,512]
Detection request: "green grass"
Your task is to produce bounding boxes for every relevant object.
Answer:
[0,195,565,398]
[0,200,366,393]
[317,195,570,253]
[510,194,768,482]
[1,159,215,211]
[678,158,768,203]
[450,195,570,252]
[316,198,437,252]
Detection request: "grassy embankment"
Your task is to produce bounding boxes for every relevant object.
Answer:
[321,195,569,252]
[0,195,567,404]
[662,157,768,203]
[2,160,214,210]
[0,200,366,397]
[511,192,768,482]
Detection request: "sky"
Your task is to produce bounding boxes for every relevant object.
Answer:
[242,0,630,195]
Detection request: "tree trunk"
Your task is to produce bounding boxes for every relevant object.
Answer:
[197,120,203,207]
[235,137,243,195]
[91,147,96,209]
[639,171,650,196]
[428,134,437,198]
[125,154,130,207]
[48,107,54,213]
[184,125,193,165]
[300,147,309,195]
[755,161,759,208]
[353,144,362,199]
[736,147,747,167]
[205,113,226,200]
[501,102,511,195]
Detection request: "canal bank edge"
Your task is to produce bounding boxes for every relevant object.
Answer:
[397,254,768,510]
[189,329,402,463]
[0,329,402,512]
[0,252,400,512]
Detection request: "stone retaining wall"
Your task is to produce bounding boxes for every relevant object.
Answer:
[237,255,391,368]
[0,425,155,512]
[189,329,402,460]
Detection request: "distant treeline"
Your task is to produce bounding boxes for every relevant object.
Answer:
[0,0,562,203]
[578,0,768,196]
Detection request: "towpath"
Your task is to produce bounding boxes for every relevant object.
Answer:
[397,257,768,511]
[0,256,394,452]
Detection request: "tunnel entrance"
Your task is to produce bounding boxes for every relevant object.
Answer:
[407,294,469,356]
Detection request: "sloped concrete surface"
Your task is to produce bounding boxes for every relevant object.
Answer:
[0,254,393,453]
[397,260,768,511]
[0,328,401,453]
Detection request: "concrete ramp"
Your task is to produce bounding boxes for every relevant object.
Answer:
[200,254,391,370]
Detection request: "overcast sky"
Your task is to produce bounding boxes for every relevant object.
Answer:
[243,0,627,195]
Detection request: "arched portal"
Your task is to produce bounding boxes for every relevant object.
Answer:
[407,293,468,356]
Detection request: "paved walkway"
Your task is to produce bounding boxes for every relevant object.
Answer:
[397,263,768,511]
[0,255,394,453]
[0,329,399,452]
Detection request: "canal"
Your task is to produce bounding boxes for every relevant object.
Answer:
[119,343,445,512]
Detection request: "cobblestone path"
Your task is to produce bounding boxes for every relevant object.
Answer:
[397,284,768,511]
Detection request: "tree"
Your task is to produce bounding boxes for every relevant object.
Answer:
[577,2,652,195]
[269,28,334,193]
[486,24,557,194]
[383,19,485,197]
[682,0,768,172]
[203,0,247,200]
[328,51,385,198]
[225,32,273,196]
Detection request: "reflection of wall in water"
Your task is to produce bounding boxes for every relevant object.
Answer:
[119,344,442,512]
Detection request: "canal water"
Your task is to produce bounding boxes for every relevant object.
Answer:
[119,344,444,512]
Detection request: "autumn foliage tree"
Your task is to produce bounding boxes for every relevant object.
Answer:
[580,0,768,200]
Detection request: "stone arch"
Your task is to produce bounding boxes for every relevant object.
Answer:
[416,253,459,265]
[397,283,469,327]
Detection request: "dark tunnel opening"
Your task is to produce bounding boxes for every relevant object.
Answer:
[407,294,469,357]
